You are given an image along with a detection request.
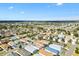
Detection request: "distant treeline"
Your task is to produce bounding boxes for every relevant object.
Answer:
[0,20,79,24]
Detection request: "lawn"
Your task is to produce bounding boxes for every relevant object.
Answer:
[0,51,7,56]
[73,52,79,56]
[73,44,79,56]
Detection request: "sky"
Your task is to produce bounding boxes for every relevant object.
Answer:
[0,3,79,21]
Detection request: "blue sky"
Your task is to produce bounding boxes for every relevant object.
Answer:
[0,3,79,21]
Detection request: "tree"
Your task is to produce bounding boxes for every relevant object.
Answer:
[63,44,67,47]
[68,39,72,43]
[76,27,79,30]
[0,36,6,40]
[57,29,66,32]
[66,31,71,35]
[56,39,59,43]
[49,40,53,44]
[73,32,78,37]
[44,44,48,47]
[76,39,79,44]
[75,47,79,54]
[19,45,22,49]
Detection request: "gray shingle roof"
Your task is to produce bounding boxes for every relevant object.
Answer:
[15,48,31,56]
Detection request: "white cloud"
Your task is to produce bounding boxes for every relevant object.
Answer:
[8,6,14,10]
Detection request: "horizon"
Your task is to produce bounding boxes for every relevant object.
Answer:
[0,20,79,22]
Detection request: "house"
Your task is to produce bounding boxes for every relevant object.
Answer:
[33,40,49,49]
[58,39,62,42]
[4,30,12,36]
[24,45,38,54]
[0,41,2,44]
[20,38,27,43]
[13,48,31,56]
[49,44,62,52]
[14,40,20,45]
[39,48,53,56]
[33,53,42,56]
[0,39,10,44]
[53,36,59,41]
[10,35,19,41]
[8,41,17,48]
[45,44,62,55]
[39,40,49,45]
[64,35,71,44]
[45,47,59,55]
[0,44,9,51]
[6,52,20,56]
[71,38,77,45]
[58,33,65,40]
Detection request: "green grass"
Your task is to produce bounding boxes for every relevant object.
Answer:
[0,51,7,56]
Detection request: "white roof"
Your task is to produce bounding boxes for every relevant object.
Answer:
[49,44,62,51]
[8,41,15,46]
[31,45,39,50]
[14,40,19,44]
[58,33,64,39]
[24,45,38,53]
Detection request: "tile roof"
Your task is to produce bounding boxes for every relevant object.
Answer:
[39,48,53,56]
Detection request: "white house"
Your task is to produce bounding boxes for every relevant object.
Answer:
[49,44,62,52]
[72,38,77,45]
[24,45,38,53]
[58,33,65,39]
